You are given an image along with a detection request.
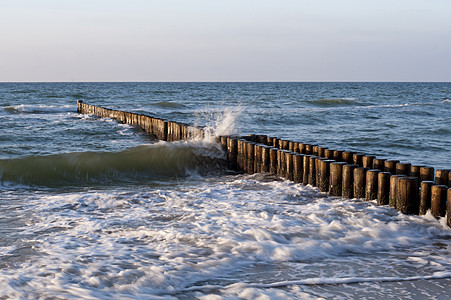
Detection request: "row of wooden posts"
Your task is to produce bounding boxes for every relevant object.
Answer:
[77,101,451,228]
[77,100,204,141]
[219,134,451,227]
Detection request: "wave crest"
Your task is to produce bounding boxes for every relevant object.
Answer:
[0,142,226,187]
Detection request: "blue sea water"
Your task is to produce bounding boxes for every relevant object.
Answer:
[0,82,450,298]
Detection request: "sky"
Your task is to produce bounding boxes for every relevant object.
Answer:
[0,0,450,82]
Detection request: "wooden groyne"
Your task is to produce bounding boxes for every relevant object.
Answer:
[77,101,451,227]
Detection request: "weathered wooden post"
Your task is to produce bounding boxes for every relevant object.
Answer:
[257,135,267,144]
[261,145,270,173]
[448,188,451,227]
[293,153,304,183]
[384,160,400,175]
[305,144,314,155]
[285,151,294,181]
[435,169,450,186]
[342,151,354,164]
[397,177,419,214]
[419,181,434,215]
[269,148,278,174]
[365,169,380,200]
[329,162,346,196]
[333,150,343,162]
[396,163,411,176]
[227,137,238,171]
[308,156,318,186]
[372,158,386,171]
[353,154,364,167]
[431,185,447,218]
[247,142,255,174]
[277,149,285,177]
[353,167,367,198]
[389,175,406,208]
[324,149,334,159]
[318,147,327,158]
[410,165,423,179]
[298,143,306,154]
[319,159,334,193]
[342,164,358,198]
[312,146,319,157]
[303,155,311,185]
[377,172,391,205]
[77,100,83,113]
[420,166,435,182]
[254,144,263,173]
[362,156,375,169]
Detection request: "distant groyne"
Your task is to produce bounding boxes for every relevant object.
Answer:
[77,100,451,227]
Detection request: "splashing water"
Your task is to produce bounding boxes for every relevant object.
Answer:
[195,105,243,143]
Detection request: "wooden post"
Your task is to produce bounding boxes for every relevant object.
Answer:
[353,167,367,198]
[254,144,263,173]
[365,169,380,200]
[431,185,447,217]
[449,173,451,188]
[77,100,83,113]
[389,175,406,209]
[315,156,327,187]
[292,142,300,153]
[305,144,314,155]
[277,149,286,177]
[220,136,228,151]
[420,166,435,182]
[410,165,423,179]
[329,162,346,196]
[448,188,451,227]
[324,149,334,159]
[362,156,375,169]
[435,169,450,186]
[261,145,270,173]
[396,163,411,176]
[342,164,358,198]
[298,143,306,154]
[257,135,267,144]
[377,172,391,205]
[293,153,303,183]
[342,151,354,164]
[281,140,290,150]
[247,142,255,174]
[397,177,419,214]
[333,150,343,162]
[353,153,364,167]
[269,147,278,174]
[318,147,327,158]
[227,137,238,171]
[373,158,386,172]
[303,155,311,185]
[384,160,400,175]
[308,156,318,186]
[288,141,295,152]
[237,139,247,171]
[319,159,334,193]
[286,151,294,181]
[312,146,319,156]
[419,181,434,215]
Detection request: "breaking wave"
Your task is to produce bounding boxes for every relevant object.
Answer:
[0,142,226,187]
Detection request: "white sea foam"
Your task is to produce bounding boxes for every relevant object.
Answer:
[1,176,449,298]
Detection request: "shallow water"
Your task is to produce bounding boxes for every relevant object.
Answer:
[0,82,450,299]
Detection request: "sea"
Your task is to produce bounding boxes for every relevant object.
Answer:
[0,82,450,299]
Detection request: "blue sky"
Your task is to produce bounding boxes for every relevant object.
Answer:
[1,0,450,81]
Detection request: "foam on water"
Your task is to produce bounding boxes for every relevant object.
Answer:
[1,176,449,299]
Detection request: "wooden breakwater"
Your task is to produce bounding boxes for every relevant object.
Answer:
[77,100,451,227]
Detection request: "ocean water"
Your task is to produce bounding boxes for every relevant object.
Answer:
[0,82,450,299]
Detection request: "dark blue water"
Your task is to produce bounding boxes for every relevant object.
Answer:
[0,82,450,299]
